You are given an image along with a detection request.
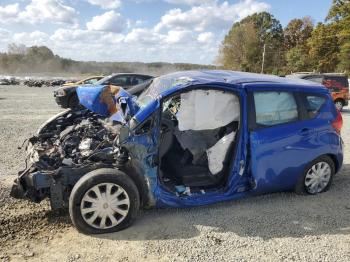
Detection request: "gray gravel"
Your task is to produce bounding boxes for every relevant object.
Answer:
[0,86,349,261]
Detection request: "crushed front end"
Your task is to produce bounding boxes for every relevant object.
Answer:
[10,108,127,209]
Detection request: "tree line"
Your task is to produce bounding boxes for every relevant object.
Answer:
[217,0,350,75]
[0,44,215,76]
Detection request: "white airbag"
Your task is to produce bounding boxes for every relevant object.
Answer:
[206,131,235,175]
[177,90,240,131]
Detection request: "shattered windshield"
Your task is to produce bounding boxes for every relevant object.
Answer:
[136,74,193,108]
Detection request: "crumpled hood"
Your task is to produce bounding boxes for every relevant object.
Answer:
[76,84,139,121]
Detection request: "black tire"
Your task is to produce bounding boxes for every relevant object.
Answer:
[334,99,344,111]
[69,168,140,235]
[295,155,335,195]
[68,93,79,109]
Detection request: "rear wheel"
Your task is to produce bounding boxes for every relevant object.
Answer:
[69,168,140,234]
[334,99,344,111]
[296,156,335,195]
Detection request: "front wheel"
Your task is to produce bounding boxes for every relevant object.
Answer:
[295,156,335,195]
[69,168,140,234]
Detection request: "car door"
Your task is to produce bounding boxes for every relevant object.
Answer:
[248,87,314,193]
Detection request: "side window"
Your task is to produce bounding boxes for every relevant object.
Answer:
[110,76,131,86]
[84,78,99,85]
[253,91,298,127]
[132,76,147,85]
[323,76,349,90]
[304,76,323,84]
[303,94,326,119]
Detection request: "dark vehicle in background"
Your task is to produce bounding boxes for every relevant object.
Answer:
[54,74,153,108]
[287,73,349,111]
[54,76,104,108]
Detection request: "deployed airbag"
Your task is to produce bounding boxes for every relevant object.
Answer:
[206,131,235,175]
[176,90,240,131]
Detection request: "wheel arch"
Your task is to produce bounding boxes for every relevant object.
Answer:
[119,164,154,208]
[326,153,340,173]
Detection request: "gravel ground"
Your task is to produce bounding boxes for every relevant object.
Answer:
[0,86,349,262]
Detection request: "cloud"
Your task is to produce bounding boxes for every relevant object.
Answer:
[155,0,270,32]
[87,0,121,9]
[0,0,77,25]
[13,31,50,46]
[124,28,164,44]
[164,0,214,5]
[165,29,192,44]
[0,4,20,22]
[0,0,271,64]
[86,11,126,33]
[197,32,214,43]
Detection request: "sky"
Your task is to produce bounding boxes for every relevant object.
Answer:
[0,0,332,64]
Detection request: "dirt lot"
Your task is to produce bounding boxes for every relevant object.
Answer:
[0,86,350,262]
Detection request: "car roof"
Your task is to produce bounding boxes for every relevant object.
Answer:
[159,70,325,91]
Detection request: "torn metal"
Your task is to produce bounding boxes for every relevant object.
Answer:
[11,109,124,208]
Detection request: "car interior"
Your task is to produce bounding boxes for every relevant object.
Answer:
[157,88,241,194]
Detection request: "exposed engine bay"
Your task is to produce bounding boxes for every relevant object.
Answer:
[11,109,127,209]
[27,110,119,168]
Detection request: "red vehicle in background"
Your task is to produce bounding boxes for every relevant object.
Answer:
[287,73,349,111]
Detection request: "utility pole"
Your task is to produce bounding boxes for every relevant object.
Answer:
[261,43,266,74]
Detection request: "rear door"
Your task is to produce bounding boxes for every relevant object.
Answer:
[248,87,315,193]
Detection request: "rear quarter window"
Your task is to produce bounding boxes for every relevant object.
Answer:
[302,94,326,119]
[323,76,349,89]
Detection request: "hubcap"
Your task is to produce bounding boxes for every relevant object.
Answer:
[335,101,343,111]
[304,162,331,194]
[80,183,130,229]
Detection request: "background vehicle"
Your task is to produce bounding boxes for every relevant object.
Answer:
[12,71,343,234]
[54,74,153,108]
[287,73,349,111]
[54,75,104,108]
[62,76,104,87]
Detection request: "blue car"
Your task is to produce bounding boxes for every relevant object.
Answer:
[11,71,344,234]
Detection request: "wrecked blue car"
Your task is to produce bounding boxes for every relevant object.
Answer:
[11,71,344,234]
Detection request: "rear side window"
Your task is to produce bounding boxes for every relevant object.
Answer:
[304,76,324,84]
[303,94,326,119]
[253,91,298,127]
[323,76,349,89]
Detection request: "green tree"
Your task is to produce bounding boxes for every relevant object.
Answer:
[218,22,260,72]
[326,0,350,72]
[284,17,313,49]
[284,17,314,72]
[308,23,340,72]
[218,12,284,74]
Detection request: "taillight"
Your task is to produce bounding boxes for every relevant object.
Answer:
[332,109,343,134]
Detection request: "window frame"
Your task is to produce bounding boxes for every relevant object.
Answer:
[298,92,327,121]
[248,90,303,131]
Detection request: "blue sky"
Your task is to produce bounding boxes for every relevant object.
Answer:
[0,0,332,64]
